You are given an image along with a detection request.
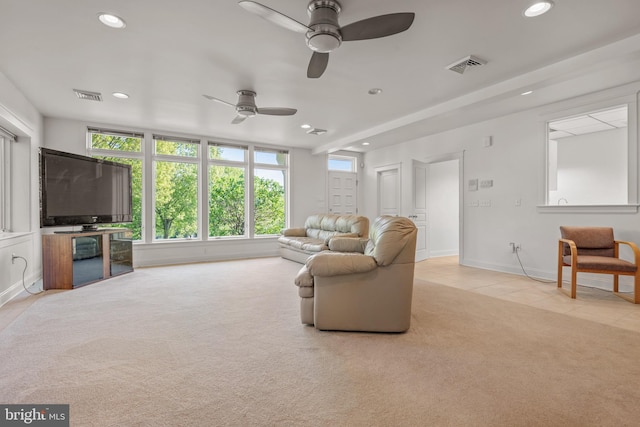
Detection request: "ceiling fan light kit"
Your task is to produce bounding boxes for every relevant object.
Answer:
[238,0,415,78]
[203,90,297,125]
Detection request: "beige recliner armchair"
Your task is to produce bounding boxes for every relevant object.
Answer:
[294,216,417,332]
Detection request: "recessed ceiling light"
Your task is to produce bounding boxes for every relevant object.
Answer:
[98,13,126,29]
[112,92,129,99]
[523,1,554,17]
[300,124,312,129]
[368,88,383,95]
[521,90,533,96]
[362,142,370,146]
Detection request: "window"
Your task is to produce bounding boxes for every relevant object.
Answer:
[208,143,247,238]
[0,129,16,232]
[254,148,287,236]
[153,135,200,240]
[545,99,637,207]
[328,154,357,172]
[88,128,144,240]
[86,129,290,243]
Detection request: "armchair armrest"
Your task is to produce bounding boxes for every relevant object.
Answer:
[558,238,578,266]
[281,227,307,237]
[328,237,368,253]
[306,251,377,277]
[615,240,640,263]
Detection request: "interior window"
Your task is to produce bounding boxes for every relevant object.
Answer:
[546,103,635,206]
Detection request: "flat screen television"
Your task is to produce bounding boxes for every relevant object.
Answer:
[40,148,132,230]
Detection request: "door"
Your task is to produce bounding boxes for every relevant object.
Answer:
[412,161,428,261]
[328,171,357,214]
[377,165,401,217]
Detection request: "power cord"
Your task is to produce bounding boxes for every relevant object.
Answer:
[513,247,556,284]
[12,254,44,295]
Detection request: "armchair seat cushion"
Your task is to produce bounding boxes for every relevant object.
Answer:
[564,255,638,272]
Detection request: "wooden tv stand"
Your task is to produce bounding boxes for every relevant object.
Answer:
[42,228,133,290]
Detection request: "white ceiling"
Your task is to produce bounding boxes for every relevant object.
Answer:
[2,0,640,154]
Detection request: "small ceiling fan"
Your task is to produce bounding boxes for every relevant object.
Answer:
[238,0,415,78]
[203,90,297,124]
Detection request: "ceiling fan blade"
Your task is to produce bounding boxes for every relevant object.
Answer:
[231,115,247,124]
[203,94,235,108]
[257,107,297,116]
[238,1,310,34]
[307,52,329,78]
[340,13,415,41]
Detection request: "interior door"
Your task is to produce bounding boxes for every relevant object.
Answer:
[328,171,357,214]
[377,166,400,217]
[412,160,428,261]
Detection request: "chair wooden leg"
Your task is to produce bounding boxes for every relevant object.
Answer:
[570,267,577,299]
[635,273,640,304]
[613,274,619,292]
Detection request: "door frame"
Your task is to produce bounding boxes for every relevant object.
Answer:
[375,163,402,217]
[417,151,465,263]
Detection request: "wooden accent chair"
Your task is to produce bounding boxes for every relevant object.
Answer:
[557,226,640,303]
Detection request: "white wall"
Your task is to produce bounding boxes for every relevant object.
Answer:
[43,117,328,267]
[551,128,627,205]
[0,71,43,306]
[362,84,640,291]
[428,159,459,257]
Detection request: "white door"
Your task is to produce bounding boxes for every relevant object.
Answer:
[412,161,428,261]
[377,166,400,217]
[328,171,357,214]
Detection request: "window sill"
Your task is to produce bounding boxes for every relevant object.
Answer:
[537,204,640,214]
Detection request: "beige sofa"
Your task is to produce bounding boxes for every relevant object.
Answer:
[278,213,369,263]
[294,216,417,332]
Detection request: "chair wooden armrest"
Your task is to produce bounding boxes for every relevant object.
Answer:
[614,240,640,263]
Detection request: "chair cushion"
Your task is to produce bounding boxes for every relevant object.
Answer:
[563,255,637,272]
[560,226,615,257]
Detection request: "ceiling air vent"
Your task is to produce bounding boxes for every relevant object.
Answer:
[306,128,327,135]
[446,55,487,74]
[73,89,103,101]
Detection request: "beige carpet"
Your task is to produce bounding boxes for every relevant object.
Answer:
[1,257,639,426]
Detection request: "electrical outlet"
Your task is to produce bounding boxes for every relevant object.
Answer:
[509,243,521,253]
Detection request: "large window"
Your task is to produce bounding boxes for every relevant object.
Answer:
[153,135,199,240]
[88,128,144,239]
[254,148,287,236]
[208,143,247,238]
[87,129,289,243]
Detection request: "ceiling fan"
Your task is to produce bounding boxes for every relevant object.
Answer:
[238,0,415,78]
[203,90,297,124]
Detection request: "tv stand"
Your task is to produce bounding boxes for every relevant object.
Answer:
[42,229,133,290]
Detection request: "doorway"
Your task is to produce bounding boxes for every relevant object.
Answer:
[411,154,462,262]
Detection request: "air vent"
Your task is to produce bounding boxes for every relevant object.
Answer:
[446,55,487,74]
[306,128,327,135]
[73,89,103,101]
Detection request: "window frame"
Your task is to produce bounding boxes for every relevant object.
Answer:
[152,135,202,241]
[87,128,145,240]
[538,91,639,213]
[253,147,289,238]
[207,142,249,239]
